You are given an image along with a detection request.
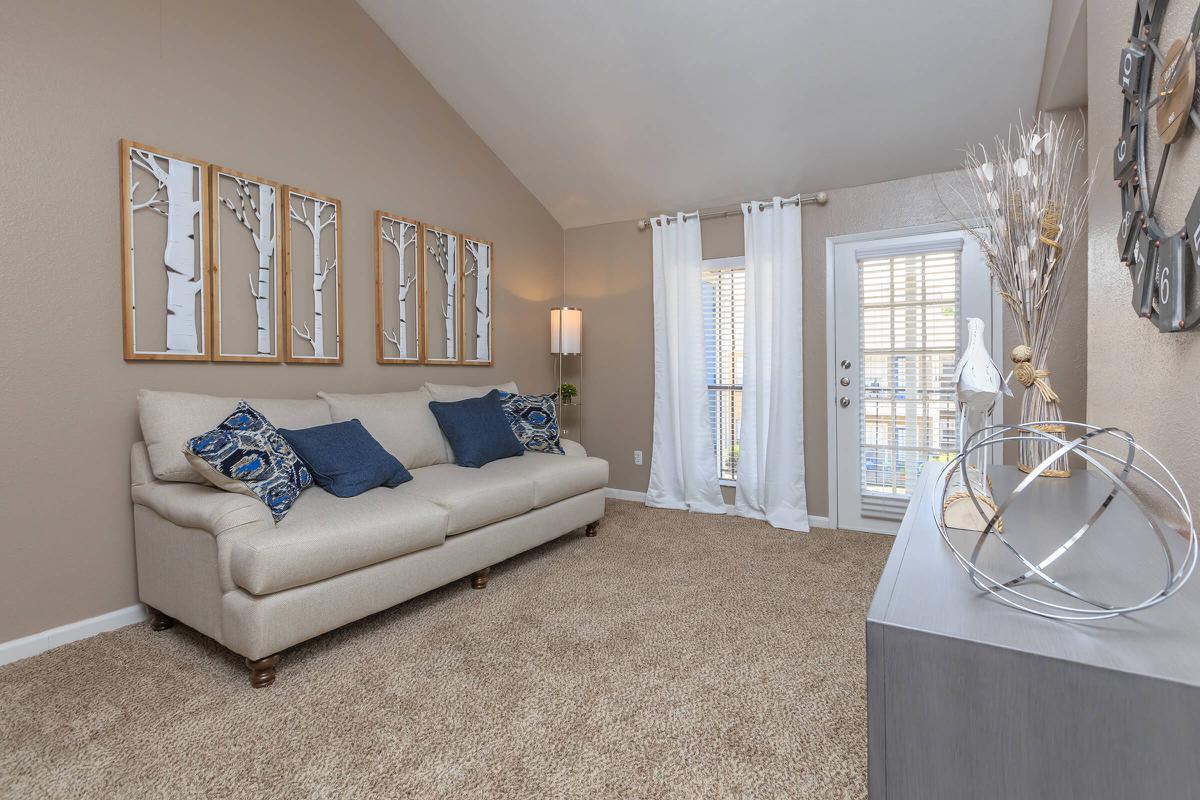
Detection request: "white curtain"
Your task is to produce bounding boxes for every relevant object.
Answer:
[646,213,726,514]
[735,197,810,531]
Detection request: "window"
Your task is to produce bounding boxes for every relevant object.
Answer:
[857,247,961,506]
[702,259,745,482]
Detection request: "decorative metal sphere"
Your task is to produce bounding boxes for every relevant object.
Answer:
[935,422,1196,621]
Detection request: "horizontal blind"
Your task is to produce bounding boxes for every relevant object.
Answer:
[702,266,744,482]
[857,249,961,518]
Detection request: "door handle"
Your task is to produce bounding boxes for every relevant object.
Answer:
[839,397,851,408]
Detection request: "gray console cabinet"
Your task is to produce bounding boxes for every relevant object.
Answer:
[866,467,1200,799]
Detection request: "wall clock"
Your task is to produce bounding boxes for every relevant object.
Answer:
[1116,0,1200,331]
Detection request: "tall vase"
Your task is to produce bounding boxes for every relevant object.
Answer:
[1011,342,1069,477]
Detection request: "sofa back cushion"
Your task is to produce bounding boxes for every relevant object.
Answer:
[318,388,448,469]
[138,390,332,483]
[423,381,519,402]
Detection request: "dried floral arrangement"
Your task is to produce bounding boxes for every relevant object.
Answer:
[953,114,1093,476]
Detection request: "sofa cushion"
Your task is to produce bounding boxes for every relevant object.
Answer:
[318,389,447,469]
[423,381,518,402]
[402,463,535,535]
[280,420,412,498]
[139,390,331,484]
[480,450,609,508]
[499,391,565,454]
[230,487,449,595]
[428,390,525,468]
[184,402,314,522]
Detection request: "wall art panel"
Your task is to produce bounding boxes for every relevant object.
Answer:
[375,212,424,364]
[422,224,460,364]
[210,166,282,362]
[120,139,210,361]
[283,186,342,364]
[461,235,494,365]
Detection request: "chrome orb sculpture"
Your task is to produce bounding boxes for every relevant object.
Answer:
[935,422,1196,621]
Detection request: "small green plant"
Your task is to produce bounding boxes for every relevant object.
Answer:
[559,383,578,403]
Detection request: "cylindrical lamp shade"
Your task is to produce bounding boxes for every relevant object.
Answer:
[550,307,583,354]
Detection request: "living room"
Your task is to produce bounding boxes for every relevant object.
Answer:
[1,1,1197,797]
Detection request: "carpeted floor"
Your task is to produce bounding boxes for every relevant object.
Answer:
[0,500,891,799]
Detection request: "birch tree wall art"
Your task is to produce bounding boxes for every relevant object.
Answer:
[210,166,282,362]
[120,139,210,361]
[375,212,424,364]
[461,235,494,366]
[283,186,343,364]
[423,224,460,364]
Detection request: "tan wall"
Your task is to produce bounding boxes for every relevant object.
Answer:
[0,0,564,642]
[566,170,1088,515]
[1088,1,1200,508]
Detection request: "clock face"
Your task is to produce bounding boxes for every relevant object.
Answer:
[1116,0,1200,331]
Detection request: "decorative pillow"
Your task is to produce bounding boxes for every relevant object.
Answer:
[427,390,524,468]
[499,392,565,454]
[184,402,312,522]
[279,420,412,498]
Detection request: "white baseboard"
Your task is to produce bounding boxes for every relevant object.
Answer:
[604,487,647,502]
[0,604,147,667]
[603,488,832,529]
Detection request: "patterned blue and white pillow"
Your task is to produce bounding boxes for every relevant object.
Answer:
[184,402,313,522]
[498,392,565,454]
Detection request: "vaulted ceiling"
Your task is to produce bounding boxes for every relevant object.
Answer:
[360,0,1057,229]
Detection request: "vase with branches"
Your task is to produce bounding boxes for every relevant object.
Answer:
[953,114,1092,476]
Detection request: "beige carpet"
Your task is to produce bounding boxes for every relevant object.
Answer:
[0,500,891,799]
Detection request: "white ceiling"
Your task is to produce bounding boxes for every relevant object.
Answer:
[360,0,1055,229]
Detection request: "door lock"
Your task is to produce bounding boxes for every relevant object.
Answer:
[839,397,851,408]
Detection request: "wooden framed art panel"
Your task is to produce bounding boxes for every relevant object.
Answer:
[209,165,283,362]
[120,139,211,361]
[375,212,424,364]
[282,186,343,364]
[422,223,461,364]
[460,234,494,366]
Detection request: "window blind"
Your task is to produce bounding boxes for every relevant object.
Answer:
[702,266,744,482]
[857,248,961,519]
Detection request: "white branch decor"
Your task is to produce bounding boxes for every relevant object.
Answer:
[218,174,276,357]
[381,218,418,359]
[951,113,1092,476]
[463,238,492,362]
[288,193,338,359]
[426,229,458,360]
[128,144,204,357]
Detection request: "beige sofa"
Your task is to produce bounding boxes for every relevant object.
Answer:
[131,383,608,687]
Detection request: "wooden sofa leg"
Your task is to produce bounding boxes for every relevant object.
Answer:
[585,521,600,537]
[245,654,280,689]
[470,567,490,589]
[148,607,175,631]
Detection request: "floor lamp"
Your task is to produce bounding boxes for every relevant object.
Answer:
[550,307,583,444]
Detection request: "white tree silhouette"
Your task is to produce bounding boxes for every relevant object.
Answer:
[289,196,337,355]
[381,219,418,358]
[130,148,203,353]
[220,177,275,355]
[426,230,457,358]
[464,239,491,361]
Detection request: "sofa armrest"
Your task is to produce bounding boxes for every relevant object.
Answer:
[561,438,587,457]
[132,479,273,537]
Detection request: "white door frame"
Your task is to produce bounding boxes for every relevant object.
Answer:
[824,221,1002,533]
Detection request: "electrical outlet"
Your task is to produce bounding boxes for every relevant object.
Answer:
[633,450,643,465]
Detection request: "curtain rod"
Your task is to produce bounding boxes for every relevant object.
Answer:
[635,191,828,231]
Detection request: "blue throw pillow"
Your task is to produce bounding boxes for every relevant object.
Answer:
[279,420,412,498]
[499,391,565,454]
[428,389,524,468]
[184,402,313,522]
